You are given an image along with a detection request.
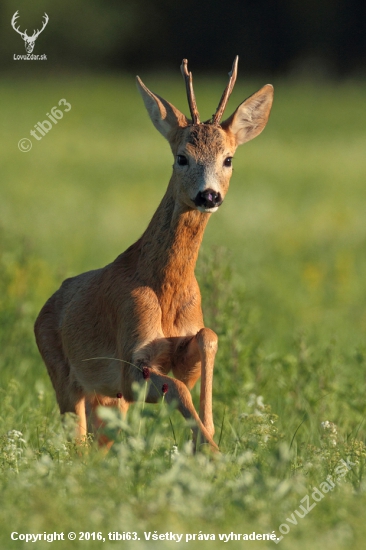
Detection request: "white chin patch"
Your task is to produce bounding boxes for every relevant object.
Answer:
[197,205,219,213]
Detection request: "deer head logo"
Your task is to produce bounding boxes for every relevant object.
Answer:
[11,11,49,54]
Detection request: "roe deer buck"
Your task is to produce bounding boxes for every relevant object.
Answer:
[34,57,273,451]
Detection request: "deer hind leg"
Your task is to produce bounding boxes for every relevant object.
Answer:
[38,354,88,441]
[50,368,88,441]
[35,310,87,441]
[172,328,218,440]
[71,396,87,441]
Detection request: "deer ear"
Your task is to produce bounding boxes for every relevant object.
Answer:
[136,76,189,140]
[222,84,273,146]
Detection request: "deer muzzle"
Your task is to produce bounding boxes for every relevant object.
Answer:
[194,189,223,210]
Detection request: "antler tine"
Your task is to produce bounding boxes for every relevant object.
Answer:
[11,10,19,27]
[11,11,26,38]
[33,13,49,39]
[212,56,239,125]
[180,59,200,125]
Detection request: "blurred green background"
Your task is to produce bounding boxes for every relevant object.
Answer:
[2,2,366,549]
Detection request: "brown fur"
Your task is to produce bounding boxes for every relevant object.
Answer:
[34,64,274,451]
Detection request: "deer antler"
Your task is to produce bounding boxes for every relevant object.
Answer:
[180,59,200,125]
[11,11,27,39]
[212,56,239,125]
[32,13,49,40]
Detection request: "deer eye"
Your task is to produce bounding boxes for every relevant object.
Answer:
[224,157,233,167]
[177,155,188,166]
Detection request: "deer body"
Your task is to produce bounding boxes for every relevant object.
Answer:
[35,59,273,451]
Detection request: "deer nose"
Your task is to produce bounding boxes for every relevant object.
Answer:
[194,189,223,209]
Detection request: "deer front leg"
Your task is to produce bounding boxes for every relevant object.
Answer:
[144,372,217,451]
[172,328,218,439]
[87,395,130,449]
[128,354,218,451]
[196,328,218,438]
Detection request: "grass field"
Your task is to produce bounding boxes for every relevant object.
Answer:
[2,73,366,549]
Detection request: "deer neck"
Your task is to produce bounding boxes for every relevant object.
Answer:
[137,178,210,290]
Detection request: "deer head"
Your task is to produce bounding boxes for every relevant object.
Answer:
[136,57,273,213]
[11,11,49,54]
